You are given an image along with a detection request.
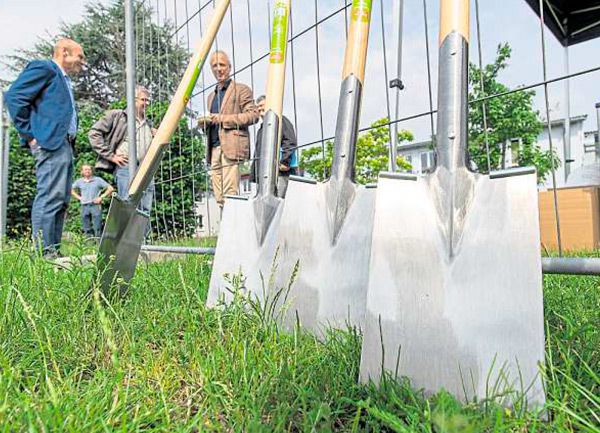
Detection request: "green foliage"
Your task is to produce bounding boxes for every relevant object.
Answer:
[468,43,558,182]
[147,102,206,239]
[5,129,36,238]
[0,248,597,431]
[300,118,413,184]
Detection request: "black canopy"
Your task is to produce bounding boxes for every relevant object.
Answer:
[524,0,600,46]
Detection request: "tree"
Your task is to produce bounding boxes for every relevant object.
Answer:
[468,43,558,182]
[1,0,188,108]
[301,118,413,184]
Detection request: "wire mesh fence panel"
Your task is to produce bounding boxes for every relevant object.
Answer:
[124,0,600,252]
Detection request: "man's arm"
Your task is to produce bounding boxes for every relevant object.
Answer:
[89,111,128,166]
[102,184,115,199]
[280,116,297,168]
[71,185,82,202]
[94,184,114,204]
[214,84,259,129]
[4,61,53,145]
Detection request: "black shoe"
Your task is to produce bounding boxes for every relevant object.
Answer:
[43,250,59,260]
[43,249,64,260]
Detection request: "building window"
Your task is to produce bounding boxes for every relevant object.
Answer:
[420,151,434,171]
[241,178,251,193]
[508,138,522,167]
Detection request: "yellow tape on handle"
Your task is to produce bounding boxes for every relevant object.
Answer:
[342,0,372,83]
[265,0,290,117]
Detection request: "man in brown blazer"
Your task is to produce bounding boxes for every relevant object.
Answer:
[198,50,259,208]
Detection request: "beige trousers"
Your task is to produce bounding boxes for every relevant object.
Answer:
[211,146,240,207]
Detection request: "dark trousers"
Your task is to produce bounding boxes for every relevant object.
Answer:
[81,204,102,238]
[277,168,297,198]
[31,142,73,253]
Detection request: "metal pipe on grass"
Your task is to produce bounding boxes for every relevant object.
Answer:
[125,0,138,184]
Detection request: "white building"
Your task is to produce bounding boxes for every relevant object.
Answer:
[536,115,600,189]
[397,114,600,189]
[397,140,436,174]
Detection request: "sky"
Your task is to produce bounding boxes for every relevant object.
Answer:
[2,0,600,149]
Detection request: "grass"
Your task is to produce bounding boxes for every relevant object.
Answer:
[0,244,598,432]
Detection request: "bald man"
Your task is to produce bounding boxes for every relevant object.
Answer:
[198,50,259,209]
[4,38,85,257]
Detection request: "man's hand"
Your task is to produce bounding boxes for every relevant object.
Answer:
[197,115,213,130]
[93,197,102,205]
[151,128,158,136]
[28,138,39,151]
[279,164,290,172]
[110,154,128,167]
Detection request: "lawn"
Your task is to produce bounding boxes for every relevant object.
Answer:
[0,246,597,432]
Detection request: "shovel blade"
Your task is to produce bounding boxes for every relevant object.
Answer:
[97,196,149,291]
[207,196,283,306]
[360,172,545,407]
[272,178,375,334]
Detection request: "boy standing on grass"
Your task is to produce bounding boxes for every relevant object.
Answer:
[71,165,114,238]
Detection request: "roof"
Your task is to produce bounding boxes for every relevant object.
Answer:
[543,114,588,126]
[397,140,432,152]
[524,1,600,46]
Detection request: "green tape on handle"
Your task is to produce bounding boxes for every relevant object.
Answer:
[351,0,372,23]
[183,59,206,104]
[270,1,289,64]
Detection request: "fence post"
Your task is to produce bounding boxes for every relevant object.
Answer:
[0,91,9,246]
[125,0,138,184]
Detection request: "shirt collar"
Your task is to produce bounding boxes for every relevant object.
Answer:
[216,79,231,92]
[53,60,68,78]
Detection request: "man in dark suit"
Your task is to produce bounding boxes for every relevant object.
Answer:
[4,38,85,257]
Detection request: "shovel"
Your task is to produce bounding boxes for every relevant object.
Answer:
[207,0,291,306]
[359,0,545,407]
[97,0,231,291]
[271,0,376,333]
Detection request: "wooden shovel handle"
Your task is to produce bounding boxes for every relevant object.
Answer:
[129,0,231,196]
[342,0,373,83]
[439,0,470,45]
[264,0,290,117]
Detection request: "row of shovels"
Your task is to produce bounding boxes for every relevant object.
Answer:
[98,0,546,408]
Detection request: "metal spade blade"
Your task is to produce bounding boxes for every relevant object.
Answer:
[359,0,546,407]
[271,0,376,334]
